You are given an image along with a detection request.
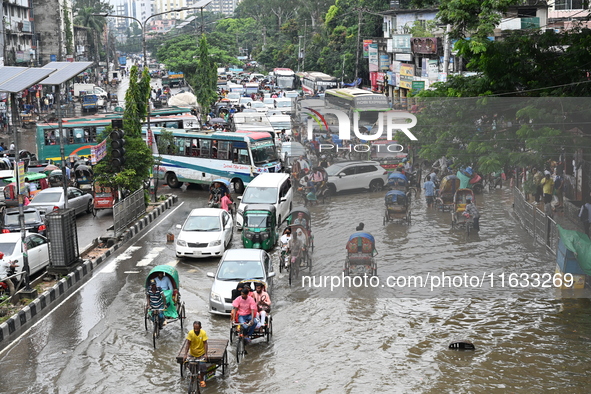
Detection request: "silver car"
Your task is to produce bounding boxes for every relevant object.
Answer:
[27,187,94,216]
[207,248,274,315]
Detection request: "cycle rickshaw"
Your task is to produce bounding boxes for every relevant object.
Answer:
[281,224,313,286]
[435,175,460,212]
[344,232,378,277]
[230,279,273,363]
[451,188,475,234]
[177,338,229,393]
[383,189,411,224]
[73,164,93,192]
[144,265,187,348]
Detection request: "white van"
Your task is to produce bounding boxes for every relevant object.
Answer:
[236,173,293,229]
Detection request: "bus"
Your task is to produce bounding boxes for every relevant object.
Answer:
[273,68,296,90]
[35,107,196,162]
[230,113,280,149]
[324,88,391,130]
[300,72,338,96]
[153,130,281,193]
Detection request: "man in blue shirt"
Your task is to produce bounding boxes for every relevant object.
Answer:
[423,176,436,208]
[155,272,174,291]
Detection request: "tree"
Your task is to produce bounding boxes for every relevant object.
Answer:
[194,35,218,111]
[93,65,154,195]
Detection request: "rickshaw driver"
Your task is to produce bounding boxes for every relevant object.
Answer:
[147,280,167,329]
[231,288,258,343]
[288,230,305,268]
[465,197,480,232]
[208,182,228,204]
[186,321,209,388]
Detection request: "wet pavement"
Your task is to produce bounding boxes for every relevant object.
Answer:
[0,184,589,393]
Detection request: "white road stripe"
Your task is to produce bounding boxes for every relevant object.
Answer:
[167,260,178,267]
[136,247,165,267]
[100,246,141,273]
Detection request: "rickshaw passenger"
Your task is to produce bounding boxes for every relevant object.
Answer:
[155,271,174,291]
[231,288,257,342]
[253,282,271,327]
[292,212,308,229]
[147,280,167,329]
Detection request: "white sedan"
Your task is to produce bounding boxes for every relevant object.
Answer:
[250,101,268,113]
[175,208,233,259]
[0,233,50,276]
[27,187,93,216]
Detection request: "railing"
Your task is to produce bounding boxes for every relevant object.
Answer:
[113,189,145,237]
[512,187,559,254]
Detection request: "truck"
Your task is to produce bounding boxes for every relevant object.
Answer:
[119,56,127,67]
[161,71,185,88]
[72,84,108,100]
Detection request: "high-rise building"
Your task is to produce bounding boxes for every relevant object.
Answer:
[201,0,238,16]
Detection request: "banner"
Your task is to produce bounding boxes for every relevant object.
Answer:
[363,40,373,58]
[91,139,107,165]
[368,44,379,72]
[379,54,390,71]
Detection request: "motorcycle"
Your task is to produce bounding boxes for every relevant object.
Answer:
[0,261,18,298]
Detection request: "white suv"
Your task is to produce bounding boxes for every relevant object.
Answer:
[325,161,388,194]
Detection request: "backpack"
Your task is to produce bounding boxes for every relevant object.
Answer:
[581,204,590,223]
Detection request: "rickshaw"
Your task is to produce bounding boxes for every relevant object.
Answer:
[110,93,118,105]
[383,190,411,224]
[208,179,231,208]
[74,164,93,192]
[48,169,68,188]
[451,188,475,230]
[91,181,118,216]
[435,175,460,212]
[282,224,312,286]
[241,204,278,251]
[284,206,314,251]
[230,279,273,363]
[177,338,229,393]
[2,172,49,205]
[456,168,484,194]
[144,265,186,349]
[344,232,378,277]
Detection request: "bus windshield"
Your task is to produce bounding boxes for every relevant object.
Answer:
[250,140,279,165]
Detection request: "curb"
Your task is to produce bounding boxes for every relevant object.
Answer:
[0,194,179,344]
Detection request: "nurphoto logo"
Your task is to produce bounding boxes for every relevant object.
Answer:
[304,108,418,153]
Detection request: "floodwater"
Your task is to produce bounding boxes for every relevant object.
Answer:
[1,185,590,393]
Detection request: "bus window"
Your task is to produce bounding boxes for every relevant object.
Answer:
[232,148,249,165]
[218,141,230,160]
[200,139,211,158]
[165,121,180,129]
[212,140,218,159]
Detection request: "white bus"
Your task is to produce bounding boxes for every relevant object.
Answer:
[324,88,391,129]
[273,68,296,90]
[300,72,338,96]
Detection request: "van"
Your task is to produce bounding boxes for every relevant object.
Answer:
[236,173,293,229]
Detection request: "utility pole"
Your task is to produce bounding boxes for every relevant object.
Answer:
[354,8,362,82]
[302,21,307,72]
[442,24,451,75]
[297,35,302,72]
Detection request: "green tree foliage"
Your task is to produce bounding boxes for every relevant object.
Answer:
[94,65,154,193]
[73,1,112,62]
[63,1,74,56]
[194,35,218,110]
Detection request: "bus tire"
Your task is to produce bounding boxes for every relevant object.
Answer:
[166,172,182,189]
[232,179,244,194]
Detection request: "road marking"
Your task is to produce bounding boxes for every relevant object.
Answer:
[136,247,165,267]
[100,246,141,273]
[123,271,141,274]
[0,201,185,357]
[167,260,178,267]
[137,201,185,242]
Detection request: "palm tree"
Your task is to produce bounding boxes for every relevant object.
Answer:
[74,6,107,65]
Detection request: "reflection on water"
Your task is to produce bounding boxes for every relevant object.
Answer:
[1,187,590,393]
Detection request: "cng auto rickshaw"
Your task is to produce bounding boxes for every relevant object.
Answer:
[241,204,278,251]
[2,173,49,206]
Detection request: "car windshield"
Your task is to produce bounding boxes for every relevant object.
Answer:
[5,211,40,226]
[251,102,265,107]
[242,187,277,204]
[244,213,270,228]
[217,260,265,280]
[227,93,240,99]
[240,98,253,103]
[0,242,16,256]
[275,101,290,107]
[270,121,291,130]
[182,216,221,231]
[31,192,61,203]
[325,165,348,176]
[250,141,279,165]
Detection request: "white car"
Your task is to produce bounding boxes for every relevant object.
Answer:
[274,98,292,114]
[175,208,233,259]
[263,98,276,110]
[239,97,253,107]
[250,101,268,113]
[226,92,240,105]
[27,187,93,216]
[0,232,50,277]
[325,161,389,194]
[207,248,274,315]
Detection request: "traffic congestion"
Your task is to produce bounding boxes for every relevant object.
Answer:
[0,63,589,394]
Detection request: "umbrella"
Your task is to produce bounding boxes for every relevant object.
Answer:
[209,118,227,124]
[168,92,197,107]
[43,164,59,172]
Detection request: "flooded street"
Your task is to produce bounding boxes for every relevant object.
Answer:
[1,185,590,393]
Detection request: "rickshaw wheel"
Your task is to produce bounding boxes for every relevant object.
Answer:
[279,255,283,273]
[266,318,273,343]
[92,206,97,217]
[229,327,235,344]
[86,200,93,214]
[179,302,186,331]
[236,336,245,364]
[144,303,149,331]
[383,216,386,225]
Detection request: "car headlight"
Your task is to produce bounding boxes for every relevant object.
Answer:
[210,291,222,303]
[177,239,187,247]
[209,240,221,247]
[244,231,254,239]
[261,232,269,240]
[237,209,243,217]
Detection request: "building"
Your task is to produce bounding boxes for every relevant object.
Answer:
[1,0,36,66]
[32,0,74,65]
[547,0,591,30]
[202,0,238,16]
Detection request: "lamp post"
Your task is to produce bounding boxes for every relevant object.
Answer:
[297,36,303,73]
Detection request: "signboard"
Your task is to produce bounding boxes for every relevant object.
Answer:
[50,54,57,62]
[17,161,25,195]
[90,139,107,165]
[421,58,428,78]
[392,34,412,53]
[363,40,372,58]
[411,37,438,54]
[412,80,425,93]
[368,44,379,72]
[379,54,390,71]
[387,39,393,53]
[391,61,401,73]
[427,60,439,80]
[399,64,415,90]
[387,71,395,86]
[395,53,412,62]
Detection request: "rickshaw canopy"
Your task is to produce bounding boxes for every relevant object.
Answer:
[146,265,180,289]
[385,190,407,205]
[346,232,376,254]
[387,172,408,187]
[440,175,460,195]
[286,206,311,226]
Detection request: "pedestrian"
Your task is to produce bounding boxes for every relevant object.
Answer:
[423,175,435,208]
[540,170,554,216]
[553,169,564,211]
[532,168,543,203]
[579,197,591,239]
[9,141,15,151]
